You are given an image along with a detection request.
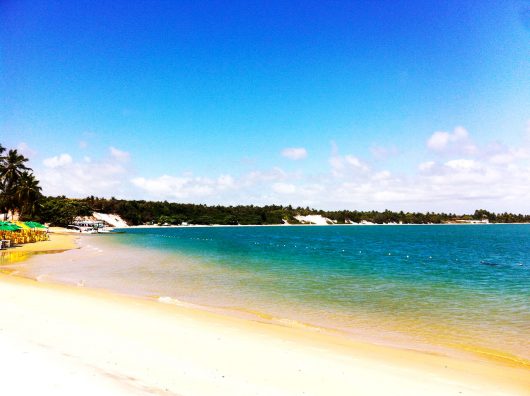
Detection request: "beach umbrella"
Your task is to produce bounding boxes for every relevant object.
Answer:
[0,221,19,228]
[26,221,47,229]
[24,221,47,232]
[15,221,31,230]
[6,222,22,231]
[0,223,21,231]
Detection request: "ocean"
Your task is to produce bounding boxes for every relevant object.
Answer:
[8,224,530,366]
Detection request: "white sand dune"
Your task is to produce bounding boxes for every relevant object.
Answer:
[294,215,334,225]
[93,212,129,228]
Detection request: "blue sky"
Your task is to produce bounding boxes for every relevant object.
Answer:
[2,1,530,212]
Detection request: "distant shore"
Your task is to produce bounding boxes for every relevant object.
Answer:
[0,232,529,395]
[125,221,530,229]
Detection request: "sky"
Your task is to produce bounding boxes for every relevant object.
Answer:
[1,0,530,213]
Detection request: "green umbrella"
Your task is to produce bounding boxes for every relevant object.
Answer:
[25,221,47,229]
[0,223,21,231]
[4,221,21,228]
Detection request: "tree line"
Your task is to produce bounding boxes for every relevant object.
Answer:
[36,196,530,226]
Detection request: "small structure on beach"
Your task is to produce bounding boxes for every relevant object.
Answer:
[453,219,489,224]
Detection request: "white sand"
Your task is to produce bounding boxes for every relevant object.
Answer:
[294,215,333,225]
[0,333,138,395]
[93,212,129,228]
[0,274,528,396]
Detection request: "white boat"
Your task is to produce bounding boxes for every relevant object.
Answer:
[71,220,114,233]
[94,227,114,233]
[66,225,98,234]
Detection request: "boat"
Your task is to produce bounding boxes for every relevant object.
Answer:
[72,220,115,233]
[65,225,98,234]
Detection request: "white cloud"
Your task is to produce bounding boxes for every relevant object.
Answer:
[372,170,391,181]
[418,161,435,171]
[281,147,307,160]
[131,176,187,196]
[329,142,370,176]
[43,154,73,168]
[370,145,398,160]
[37,148,131,197]
[444,159,478,170]
[344,155,369,171]
[427,127,465,150]
[217,174,235,189]
[484,141,529,165]
[17,142,37,157]
[132,174,236,200]
[242,167,289,186]
[130,166,301,203]
[427,126,477,155]
[329,155,344,173]
[272,183,296,194]
[38,161,127,196]
[109,147,130,162]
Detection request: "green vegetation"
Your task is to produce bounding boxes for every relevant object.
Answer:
[37,196,92,227]
[0,144,42,220]
[40,196,300,226]
[37,196,530,226]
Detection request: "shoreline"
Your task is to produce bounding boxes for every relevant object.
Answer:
[0,229,79,268]
[1,233,529,394]
[1,271,529,395]
[124,222,530,229]
[8,240,530,371]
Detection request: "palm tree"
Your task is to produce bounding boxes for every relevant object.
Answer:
[16,172,42,218]
[0,149,31,219]
[0,149,31,188]
[0,144,7,218]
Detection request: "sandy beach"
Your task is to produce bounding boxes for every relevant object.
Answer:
[0,233,529,395]
[0,228,79,269]
[0,227,77,253]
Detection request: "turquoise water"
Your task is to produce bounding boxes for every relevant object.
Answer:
[15,225,530,364]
